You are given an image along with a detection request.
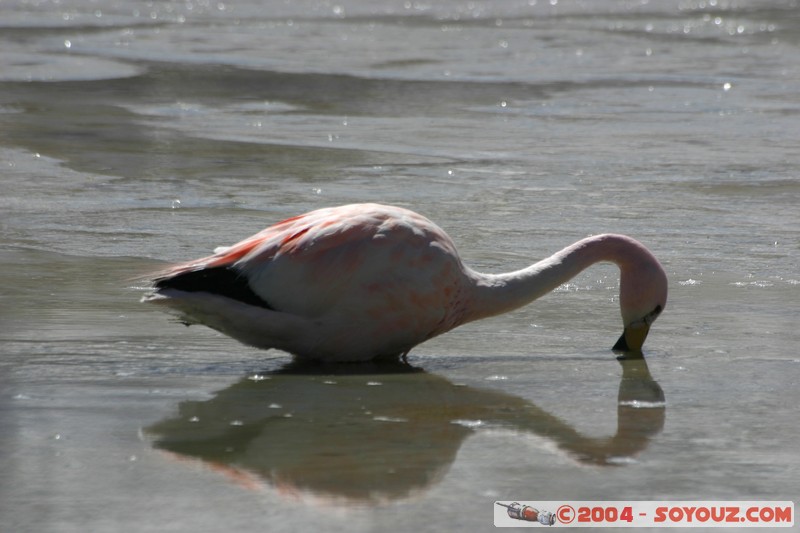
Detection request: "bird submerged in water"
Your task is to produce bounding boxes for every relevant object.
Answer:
[143,203,667,362]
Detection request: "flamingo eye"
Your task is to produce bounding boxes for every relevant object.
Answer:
[640,305,663,326]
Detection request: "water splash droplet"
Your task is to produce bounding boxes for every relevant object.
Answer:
[451,419,484,428]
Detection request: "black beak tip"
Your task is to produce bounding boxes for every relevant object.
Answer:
[612,331,646,360]
[612,332,629,352]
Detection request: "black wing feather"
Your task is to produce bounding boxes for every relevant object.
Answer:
[154,266,273,309]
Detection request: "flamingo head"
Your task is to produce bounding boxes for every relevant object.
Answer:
[613,303,664,354]
[613,255,668,354]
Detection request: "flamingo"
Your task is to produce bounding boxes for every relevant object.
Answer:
[143,203,667,362]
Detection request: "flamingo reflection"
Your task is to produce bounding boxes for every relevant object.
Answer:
[147,357,664,504]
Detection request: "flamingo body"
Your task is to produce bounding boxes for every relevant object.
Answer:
[144,203,667,361]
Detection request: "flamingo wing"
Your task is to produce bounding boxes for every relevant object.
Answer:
[148,204,469,360]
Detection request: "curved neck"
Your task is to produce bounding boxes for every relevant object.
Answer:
[463,234,660,323]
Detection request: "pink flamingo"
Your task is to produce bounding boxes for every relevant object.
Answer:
[144,203,667,362]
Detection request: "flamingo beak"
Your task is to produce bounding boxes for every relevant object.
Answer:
[613,322,650,353]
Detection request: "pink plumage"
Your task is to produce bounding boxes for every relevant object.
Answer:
[143,203,667,362]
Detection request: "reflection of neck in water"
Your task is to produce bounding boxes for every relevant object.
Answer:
[146,358,664,504]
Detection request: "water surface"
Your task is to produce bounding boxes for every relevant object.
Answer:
[1,1,798,531]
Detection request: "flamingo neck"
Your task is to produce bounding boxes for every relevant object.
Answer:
[463,234,660,323]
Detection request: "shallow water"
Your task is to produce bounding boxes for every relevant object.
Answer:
[1,0,799,531]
